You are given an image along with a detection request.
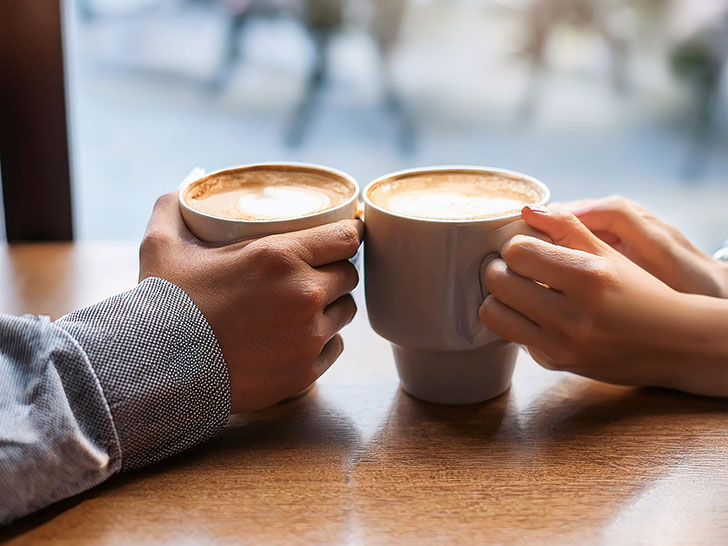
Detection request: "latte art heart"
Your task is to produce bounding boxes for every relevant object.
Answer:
[385,191,529,220]
[185,169,353,221]
[237,186,333,220]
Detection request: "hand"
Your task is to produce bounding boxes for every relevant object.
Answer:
[479,206,728,397]
[139,193,363,413]
[553,196,728,298]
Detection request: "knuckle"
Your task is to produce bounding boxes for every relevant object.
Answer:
[329,335,345,359]
[332,223,361,255]
[305,332,328,359]
[604,195,636,218]
[351,268,361,291]
[300,285,326,312]
[582,257,617,295]
[341,294,358,319]
[247,238,281,257]
[605,195,630,209]
[341,262,360,290]
[248,239,296,275]
[290,326,325,360]
[564,211,585,227]
[502,235,537,263]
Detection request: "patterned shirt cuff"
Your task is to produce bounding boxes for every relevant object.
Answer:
[57,277,230,470]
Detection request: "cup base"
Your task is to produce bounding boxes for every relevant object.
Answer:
[392,342,518,405]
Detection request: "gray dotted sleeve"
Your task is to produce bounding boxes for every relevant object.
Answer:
[0,277,230,524]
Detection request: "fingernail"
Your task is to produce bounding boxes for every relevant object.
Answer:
[523,205,550,214]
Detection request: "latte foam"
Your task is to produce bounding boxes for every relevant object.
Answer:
[185,168,354,221]
[367,172,543,220]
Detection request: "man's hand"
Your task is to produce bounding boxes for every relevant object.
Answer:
[553,196,728,298]
[479,205,728,397]
[139,193,363,413]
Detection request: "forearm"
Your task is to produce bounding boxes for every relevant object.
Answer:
[0,278,230,525]
[57,278,230,470]
[0,315,120,524]
[661,293,728,397]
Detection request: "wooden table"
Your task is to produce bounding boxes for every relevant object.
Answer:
[1,243,727,545]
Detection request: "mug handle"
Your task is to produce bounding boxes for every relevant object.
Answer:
[478,219,553,299]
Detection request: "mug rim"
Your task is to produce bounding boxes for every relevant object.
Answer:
[363,165,550,223]
[178,161,360,225]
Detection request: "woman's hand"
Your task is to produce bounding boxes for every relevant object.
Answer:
[479,206,728,397]
[554,196,728,298]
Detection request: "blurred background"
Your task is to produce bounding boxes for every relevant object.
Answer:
[63,0,727,249]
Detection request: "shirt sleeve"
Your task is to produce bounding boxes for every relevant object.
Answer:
[0,277,230,525]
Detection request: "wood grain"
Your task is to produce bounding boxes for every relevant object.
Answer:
[1,243,726,545]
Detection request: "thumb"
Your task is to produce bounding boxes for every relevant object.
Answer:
[521,205,606,254]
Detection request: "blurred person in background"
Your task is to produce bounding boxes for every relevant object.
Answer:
[210,0,411,149]
[517,0,630,118]
[668,0,728,176]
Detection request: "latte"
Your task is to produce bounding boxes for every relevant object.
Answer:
[184,167,354,221]
[367,171,544,220]
[363,165,550,404]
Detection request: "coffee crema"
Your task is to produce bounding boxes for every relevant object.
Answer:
[184,168,354,221]
[367,172,543,220]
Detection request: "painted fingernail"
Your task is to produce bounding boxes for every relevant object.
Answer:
[524,205,550,214]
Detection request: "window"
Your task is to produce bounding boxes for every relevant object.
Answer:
[4,0,727,249]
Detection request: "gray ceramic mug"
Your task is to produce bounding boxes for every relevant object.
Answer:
[363,166,550,405]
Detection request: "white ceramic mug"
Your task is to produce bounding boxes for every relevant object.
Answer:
[363,166,550,405]
[178,162,360,243]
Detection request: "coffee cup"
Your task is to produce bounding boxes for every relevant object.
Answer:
[179,162,360,243]
[179,162,360,399]
[363,166,550,405]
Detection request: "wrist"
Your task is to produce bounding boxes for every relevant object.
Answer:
[58,278,231,468]
[660,292,728,396]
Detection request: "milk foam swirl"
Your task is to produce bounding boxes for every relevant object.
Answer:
[385,191,527,220]
[368,172,543,220]
[237,186,332,219]
[185,169,353,221]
